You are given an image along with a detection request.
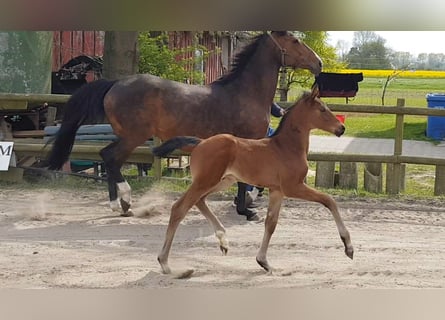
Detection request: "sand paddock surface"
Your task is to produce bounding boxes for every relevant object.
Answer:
[0,186,443,288]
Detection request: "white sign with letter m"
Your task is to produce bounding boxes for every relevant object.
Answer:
[0,142,14,171]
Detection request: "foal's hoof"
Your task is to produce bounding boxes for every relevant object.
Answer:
[345,247,354,260]
[220,245,228,255]
[341,236,354,260]
[256,257,271,272]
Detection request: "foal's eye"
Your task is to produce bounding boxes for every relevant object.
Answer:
[320,106,326,112]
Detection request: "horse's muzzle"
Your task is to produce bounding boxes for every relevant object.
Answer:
[335,125,345,137]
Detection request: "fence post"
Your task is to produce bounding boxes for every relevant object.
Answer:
[364,162,383,193]
[386,163,406,193]
[387,98,405,194]
[339,161,358,189]
[315,161,335,188]
[434,165,445,195]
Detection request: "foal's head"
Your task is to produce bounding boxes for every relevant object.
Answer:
[282,85,345,137]
[269,31,322,75]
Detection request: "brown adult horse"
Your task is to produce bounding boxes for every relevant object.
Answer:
[152,86,353,275]
[47,31,322,217]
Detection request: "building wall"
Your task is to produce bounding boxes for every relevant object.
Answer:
[52,31,231,84]
[52,31,105,71]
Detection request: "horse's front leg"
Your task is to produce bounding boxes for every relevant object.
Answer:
[288,183,353,259]
[256,189,283,273]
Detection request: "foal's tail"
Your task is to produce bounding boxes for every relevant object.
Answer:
[47,79,117,170]
[152,136,202,158]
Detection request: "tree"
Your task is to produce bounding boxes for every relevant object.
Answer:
[138,31,209,84]
[102,31,139,79]
[278,31,345,101]
[389,51,414,69]
[352,31,380,48]
[381,68,406,106]
[346,31,391,69]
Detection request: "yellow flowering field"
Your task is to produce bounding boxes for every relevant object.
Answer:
[335,69,445,79]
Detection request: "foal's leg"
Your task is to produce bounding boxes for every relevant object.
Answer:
[195,199,229,255]
[193,176,237,255]
[100,138,141,216]
[256,189,283,272]
[158,185,209,274]
[289,183,353,259]
[158,175,235,274]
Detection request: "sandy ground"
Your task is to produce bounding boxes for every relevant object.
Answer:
[0,185,444,289]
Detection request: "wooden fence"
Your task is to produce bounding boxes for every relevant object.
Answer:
[3,93,445,194]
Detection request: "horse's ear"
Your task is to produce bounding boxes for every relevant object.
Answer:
[311,83,320,99]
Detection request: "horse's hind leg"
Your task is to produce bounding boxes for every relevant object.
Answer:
[256,189,283,272]
[99,139,140,216]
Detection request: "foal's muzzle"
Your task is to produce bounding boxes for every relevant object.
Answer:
[335,125,345,137]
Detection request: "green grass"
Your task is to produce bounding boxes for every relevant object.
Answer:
[288,77,445,107]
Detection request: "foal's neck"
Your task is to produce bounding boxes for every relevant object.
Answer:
[273,124,311,155]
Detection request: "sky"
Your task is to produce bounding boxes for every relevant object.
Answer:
[327,31,445,55]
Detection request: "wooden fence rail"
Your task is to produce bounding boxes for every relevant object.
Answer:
[3,93,445,194]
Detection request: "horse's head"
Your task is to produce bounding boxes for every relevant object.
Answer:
[307,85,345,136]
[294,85,345,137]
[269,31,322,76]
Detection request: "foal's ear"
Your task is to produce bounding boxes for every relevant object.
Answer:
[311,83,320,99]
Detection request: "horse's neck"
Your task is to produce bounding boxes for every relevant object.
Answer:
[226,45,280,103]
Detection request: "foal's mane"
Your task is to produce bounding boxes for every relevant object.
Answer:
[212,32,272,85]
[270,91,311,137]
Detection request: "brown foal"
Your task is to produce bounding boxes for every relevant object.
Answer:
[152,85,353,274]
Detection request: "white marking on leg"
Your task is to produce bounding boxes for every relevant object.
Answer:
[215,230,229,254]
[117,181,132,205]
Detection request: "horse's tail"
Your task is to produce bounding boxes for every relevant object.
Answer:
[47,79,117,170]
[152,136,202,158]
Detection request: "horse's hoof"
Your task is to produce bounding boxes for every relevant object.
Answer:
[220,245,228,255]
[120,199,131,213]
[247,213,260,221]
[237,208,259,221]
[120,209,134,217]
[345,247,354,260]
[256,257,271,272]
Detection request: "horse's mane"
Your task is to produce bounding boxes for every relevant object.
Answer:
[270,91,311,137]
[212,33,269,85]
